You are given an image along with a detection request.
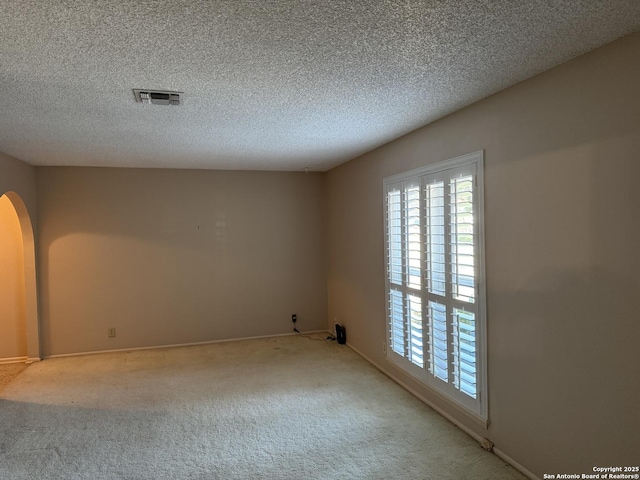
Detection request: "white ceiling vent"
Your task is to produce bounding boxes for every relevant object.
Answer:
[133,89,182,105]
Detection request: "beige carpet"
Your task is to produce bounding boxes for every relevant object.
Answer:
[0,363,28,391]
[0,335,525,480]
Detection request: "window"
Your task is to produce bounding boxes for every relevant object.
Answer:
[384,151,487,421]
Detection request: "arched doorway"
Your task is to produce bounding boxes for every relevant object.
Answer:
[0,192,40,363]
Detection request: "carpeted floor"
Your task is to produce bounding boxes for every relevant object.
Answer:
[0,363,28,392]
[0,335,526,480]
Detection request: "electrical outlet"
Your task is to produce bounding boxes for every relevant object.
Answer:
[108,327,116,338]
[382,341,387,354]
[291,314,297,323]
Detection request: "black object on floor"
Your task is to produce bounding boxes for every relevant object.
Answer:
[336,324,346,345]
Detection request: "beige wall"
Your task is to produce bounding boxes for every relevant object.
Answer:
[327,33,640,477]
[0,194,27,360]
[0,151,40,360]
[0,151,37,217]
[36,167,327,356]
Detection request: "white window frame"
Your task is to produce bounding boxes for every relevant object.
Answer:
[383,150,488,423]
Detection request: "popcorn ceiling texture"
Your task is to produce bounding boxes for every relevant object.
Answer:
[0,1,638,171]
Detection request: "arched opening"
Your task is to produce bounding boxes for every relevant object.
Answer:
[0,192,40,363]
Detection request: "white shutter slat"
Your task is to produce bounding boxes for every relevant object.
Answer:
[460,353,476,372]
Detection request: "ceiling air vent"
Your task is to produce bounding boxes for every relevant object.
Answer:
[133,89,182,106]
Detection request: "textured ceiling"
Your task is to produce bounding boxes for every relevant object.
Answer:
[1,1,639,172]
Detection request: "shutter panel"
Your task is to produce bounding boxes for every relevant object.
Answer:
[407,294,423,367]
[387,188,403,286]
[453,308,477,399]
[449,172,478,400]
[404,181,424,367]
[404,182,421,290]
[387,186,406,357]
[427,301,448,382]
[425,181,446,296]
[386,182,425,364]
[450,175,475,304]
[389,289,405,355]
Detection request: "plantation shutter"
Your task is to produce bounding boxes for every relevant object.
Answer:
[384,151,486,420]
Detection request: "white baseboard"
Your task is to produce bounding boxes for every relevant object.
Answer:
[26,357,41,364]
[0,356,28,365]
[345,342,540,480]
[45,330,328,359]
